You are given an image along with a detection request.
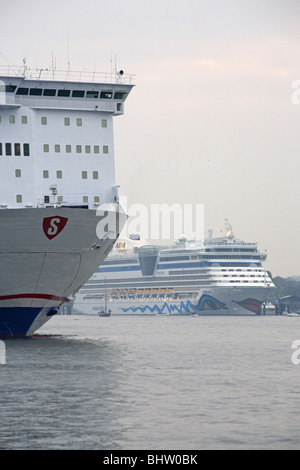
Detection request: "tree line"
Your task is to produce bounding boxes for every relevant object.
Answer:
[273,276,300,298]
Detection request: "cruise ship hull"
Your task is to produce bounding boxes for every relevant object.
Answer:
[72,286,274,316]
[0,204,127,336]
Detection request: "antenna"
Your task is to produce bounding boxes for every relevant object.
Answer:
[0,53,22,76]
[51,51,56,79]
[224,218,233,238]
[110,51,113,80]
[67,25,70,77]
[22,57,27,77]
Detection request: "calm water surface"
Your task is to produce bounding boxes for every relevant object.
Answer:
[1,314,300,450]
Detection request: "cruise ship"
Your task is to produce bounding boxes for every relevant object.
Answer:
[71,221,275,316]
[0,62,134,336]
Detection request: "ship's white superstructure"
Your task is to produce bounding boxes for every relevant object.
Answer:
[72,221,275,316]
[0,64,134,335]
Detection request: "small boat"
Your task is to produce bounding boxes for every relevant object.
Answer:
[98,309,111,317]
[282,310,300,317]
[98,277,111,317]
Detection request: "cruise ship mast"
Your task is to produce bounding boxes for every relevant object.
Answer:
[224,218,233,238]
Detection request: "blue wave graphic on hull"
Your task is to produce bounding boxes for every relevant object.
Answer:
[120,294,228,314]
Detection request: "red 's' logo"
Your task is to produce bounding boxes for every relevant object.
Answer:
[43,216,68,240]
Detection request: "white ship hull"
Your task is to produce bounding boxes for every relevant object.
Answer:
[72,286,274,316]
[0,65,134,335]
[0,204,127,336]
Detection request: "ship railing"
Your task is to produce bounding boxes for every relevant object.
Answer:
[0,65,135,85]
[205,239,257,246]
[36,191,114,208]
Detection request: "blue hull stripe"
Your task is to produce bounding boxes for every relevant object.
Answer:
[0,307,56,336]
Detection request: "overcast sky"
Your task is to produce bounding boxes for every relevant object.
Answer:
[1,0,299,277]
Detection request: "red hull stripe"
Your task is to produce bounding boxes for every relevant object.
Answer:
[0,293,66,302]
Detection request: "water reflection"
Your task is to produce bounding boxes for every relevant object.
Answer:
[0,334,128,449]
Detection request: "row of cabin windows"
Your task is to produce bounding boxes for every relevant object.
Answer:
[1,116,107,128]
[43,144,109,154]
[13,169,100,179]
[0,142,109,156]
[0,143,30,156]
[6,85,127,100]
[0,115,28,124]
[15,195,101,204]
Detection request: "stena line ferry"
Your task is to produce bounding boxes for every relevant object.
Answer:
[71,220,275,316]
[0,62,134,336]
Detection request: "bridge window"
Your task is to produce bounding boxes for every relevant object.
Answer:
[114,92,127,99]
[86,91,99,98]
[72,90,84,98]
[100,91,112,99]
[58,89,71,97]
[16,87,29,95]
[43,89,56,96]
[30,88,43,96]
[5,85,16,93]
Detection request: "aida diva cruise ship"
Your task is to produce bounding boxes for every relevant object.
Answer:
[0,63,134,336]
[72,221,275,316]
